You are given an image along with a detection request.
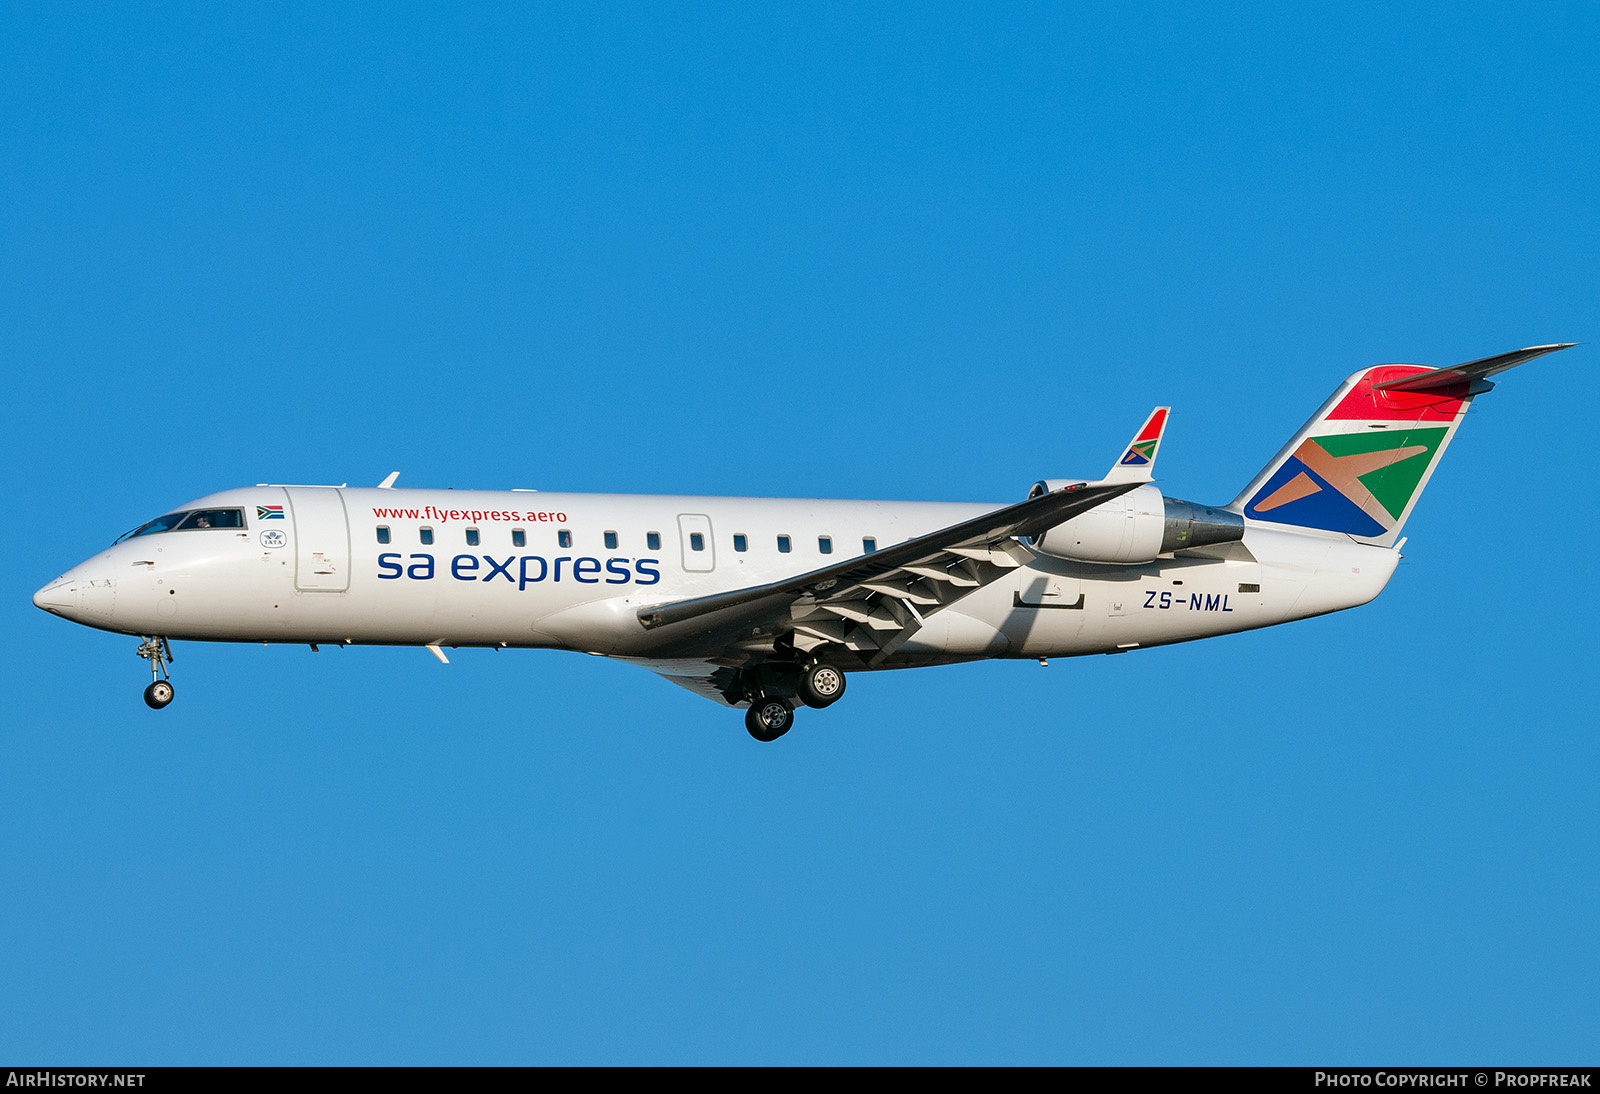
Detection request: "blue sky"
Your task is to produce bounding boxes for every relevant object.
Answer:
[3,3,1596,1064]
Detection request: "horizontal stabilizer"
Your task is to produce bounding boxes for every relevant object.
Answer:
[1371,343,1576,393]
[1234,341,1572,548]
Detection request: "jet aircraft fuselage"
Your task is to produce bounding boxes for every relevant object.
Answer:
[34,345,1571,740]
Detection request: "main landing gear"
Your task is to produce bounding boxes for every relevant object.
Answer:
[798,661,846,709]
[137,636,174,709]
[741,658,849,742]
[745,696,794,742]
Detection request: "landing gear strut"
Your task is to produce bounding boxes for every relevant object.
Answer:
[137,636,174,709]
[735,653,852,740]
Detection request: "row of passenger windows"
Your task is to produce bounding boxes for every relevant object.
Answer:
[375,526,878,556]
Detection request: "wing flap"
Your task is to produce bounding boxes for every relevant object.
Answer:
[633,480,1138,666]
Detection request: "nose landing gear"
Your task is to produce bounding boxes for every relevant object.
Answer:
[137,636,174,709]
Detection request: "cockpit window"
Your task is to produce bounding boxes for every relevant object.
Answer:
[116,508,246,542]
[120,512,191,540]
[178,509,245,530]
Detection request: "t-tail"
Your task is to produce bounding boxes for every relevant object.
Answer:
[1230,344,1574,548]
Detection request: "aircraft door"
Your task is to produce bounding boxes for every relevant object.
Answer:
[677,514,715,572]
[284,487,351,592]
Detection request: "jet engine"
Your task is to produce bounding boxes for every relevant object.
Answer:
[1025,480,1244,565]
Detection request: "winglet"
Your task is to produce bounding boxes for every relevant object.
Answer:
[377,471,400,489]
[1101,407,1170,484]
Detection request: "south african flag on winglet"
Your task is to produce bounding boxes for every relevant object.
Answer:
[1118,407,1170,466]
[257,505,284,520]
[1119,438,1160,466]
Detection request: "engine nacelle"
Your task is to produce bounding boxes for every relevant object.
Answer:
[1028,482,1166,564]
[1025,482,1244,564]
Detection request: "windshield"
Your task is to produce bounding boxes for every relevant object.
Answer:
[114,508,247,544]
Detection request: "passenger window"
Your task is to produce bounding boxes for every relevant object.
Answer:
[377,526,391,545]
[777,535,791,553]
[689,532,705,552]
[647,532,662,551]
[466,529,480,547]
[863,537,877,553]
[558,529,573,549]
[733,534,748,552]
[420,527,434,546]
[818,536,833,554]
[604,531,618,550]
[512,529,526,548]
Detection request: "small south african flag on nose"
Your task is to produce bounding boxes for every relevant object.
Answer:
[257,505,285,520]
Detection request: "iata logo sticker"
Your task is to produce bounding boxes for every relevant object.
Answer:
[260,530,287,549]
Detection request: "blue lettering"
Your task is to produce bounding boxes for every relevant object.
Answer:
[1222,594,1232,612]
[518,556,548,589]
[1159,591,1171,609]
[1143,590,1157,608]
[1204,594,1221,611]
[385,552,655,589]
[1189,593,1202,610]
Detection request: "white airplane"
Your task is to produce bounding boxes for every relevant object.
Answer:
[34,344,1571,740]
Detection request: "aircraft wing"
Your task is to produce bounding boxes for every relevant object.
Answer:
[633,479,1139,671]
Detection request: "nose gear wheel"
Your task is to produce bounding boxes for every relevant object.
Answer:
[137,636,175,710]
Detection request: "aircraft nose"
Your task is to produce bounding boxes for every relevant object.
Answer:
[33,569,116,622]
[33,577,77,614]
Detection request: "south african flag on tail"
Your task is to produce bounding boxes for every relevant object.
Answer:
[1232,344,1574,548]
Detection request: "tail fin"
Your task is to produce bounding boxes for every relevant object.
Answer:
[1230,344,1573,547]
